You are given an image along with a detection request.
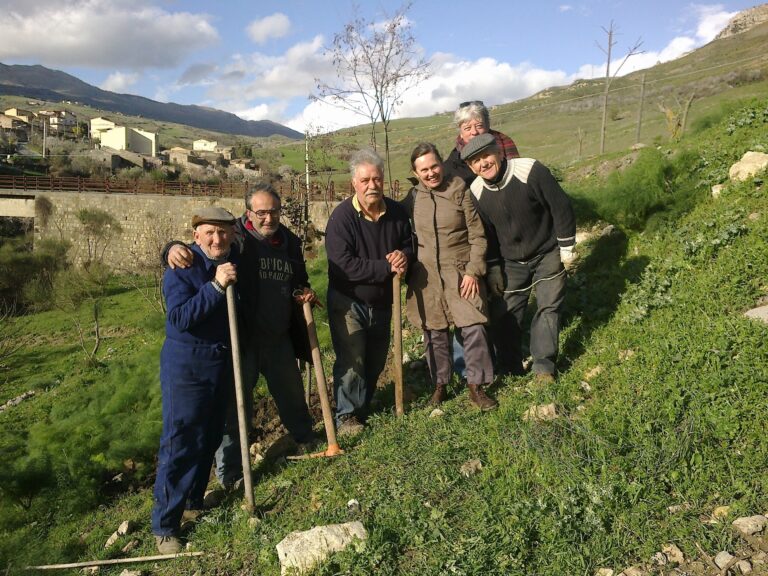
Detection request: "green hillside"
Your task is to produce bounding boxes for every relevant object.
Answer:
[1,96,767,574]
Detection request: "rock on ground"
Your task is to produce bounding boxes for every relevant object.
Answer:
[729,151,768,182]
[662,543,685,565]
[732,515,768,537]
[744,306,768,324]
[522,403,558,422]
[715,550,735,569]
[460,459,483,477]
[276,521,367,575]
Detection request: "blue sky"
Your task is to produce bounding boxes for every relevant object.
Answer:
[0,0,758,132]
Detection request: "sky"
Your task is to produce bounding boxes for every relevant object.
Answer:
[0,0,759,133]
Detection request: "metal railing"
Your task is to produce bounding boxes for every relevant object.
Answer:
[0,175,249,197]
[0,174,405,200]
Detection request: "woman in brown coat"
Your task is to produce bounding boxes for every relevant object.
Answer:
[404,143,497,410]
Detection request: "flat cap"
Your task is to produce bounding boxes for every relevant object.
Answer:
[460,132,498,161]
[191,206,236,228]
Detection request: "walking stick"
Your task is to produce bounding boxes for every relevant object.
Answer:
[392,274,404,417]
[225,286,255,514]
[287,302,343,460]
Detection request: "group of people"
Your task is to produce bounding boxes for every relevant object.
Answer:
[151,101,576,553]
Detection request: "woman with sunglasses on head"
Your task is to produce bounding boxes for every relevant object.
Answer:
[445,100,520,186]
[443,100,522,382]
[402,142,498,411]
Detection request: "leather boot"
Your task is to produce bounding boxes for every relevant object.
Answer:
[468,384,498,411]
[428,384,446,406]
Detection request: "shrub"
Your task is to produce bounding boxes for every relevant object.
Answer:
[0,237,70,310]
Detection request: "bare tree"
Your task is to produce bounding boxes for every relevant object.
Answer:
[657,92,696,142]
[314,2,431,193]
[597,21,643,154]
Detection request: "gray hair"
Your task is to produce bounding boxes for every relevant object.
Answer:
[349,147,384,177]
[454,102,491,130]
[245,180,281,210]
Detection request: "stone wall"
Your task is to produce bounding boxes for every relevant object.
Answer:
[19,190,340,270]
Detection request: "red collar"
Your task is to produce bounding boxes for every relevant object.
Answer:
[245,219,283,246]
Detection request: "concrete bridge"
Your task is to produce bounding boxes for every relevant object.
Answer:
[0,176,341,270]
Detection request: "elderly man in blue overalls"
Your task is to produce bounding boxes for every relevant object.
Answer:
[151,206,239,555]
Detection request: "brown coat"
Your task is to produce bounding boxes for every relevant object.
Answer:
[405,175,488,330]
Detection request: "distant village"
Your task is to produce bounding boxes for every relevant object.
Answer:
[0,102,266,178]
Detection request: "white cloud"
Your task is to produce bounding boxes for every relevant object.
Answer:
[236,104,271,121]
[0,0,217,69]
[559,5,573,12]
[246,13,291,44]
[100,71,139,93]
[285,99,366,133]
[205,35,332,113]
[692,4,738,41]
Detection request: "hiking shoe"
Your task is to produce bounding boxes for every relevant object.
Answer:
[336,415,365,437]
[155,535,182,555]
[468,384,498,411]
[428,385,447,406]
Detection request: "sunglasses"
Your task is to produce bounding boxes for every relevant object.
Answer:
[459,100,485,108]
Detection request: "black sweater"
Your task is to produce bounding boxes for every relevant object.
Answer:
[324,197,413,308]
[469,158,575,263]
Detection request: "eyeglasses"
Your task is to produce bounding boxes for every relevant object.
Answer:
[459,100,485,108]
[251,208,281,219]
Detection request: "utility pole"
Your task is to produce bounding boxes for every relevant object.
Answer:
[635,73,646,144]
[599,23,614,156]
[42,118,47,159]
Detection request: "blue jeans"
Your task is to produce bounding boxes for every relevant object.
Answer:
[489,247,565,376]
[327,288,391,424]
[152,340,229,536]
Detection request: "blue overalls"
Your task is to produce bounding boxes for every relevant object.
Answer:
[151,244,239,537]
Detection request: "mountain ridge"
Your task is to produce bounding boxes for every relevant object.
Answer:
[0,62,303,140]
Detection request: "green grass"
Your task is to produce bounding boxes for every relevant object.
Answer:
[2,99,768,574]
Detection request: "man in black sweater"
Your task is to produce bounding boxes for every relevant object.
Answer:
[324,148,413,434]
[164,183,318,487]
[461,133,576,383]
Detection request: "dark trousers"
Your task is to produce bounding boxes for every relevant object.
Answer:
[327,287,391,425]
[425,323,493,386]
[214,332,314,486]
[152,340,229,536]
[489,247,565,376]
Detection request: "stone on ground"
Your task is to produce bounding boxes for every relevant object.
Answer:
[522,403,558,421]
[276,521,367,575]
[729,151,768,181]
[732,515,767,537]
[745,306,768,324]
